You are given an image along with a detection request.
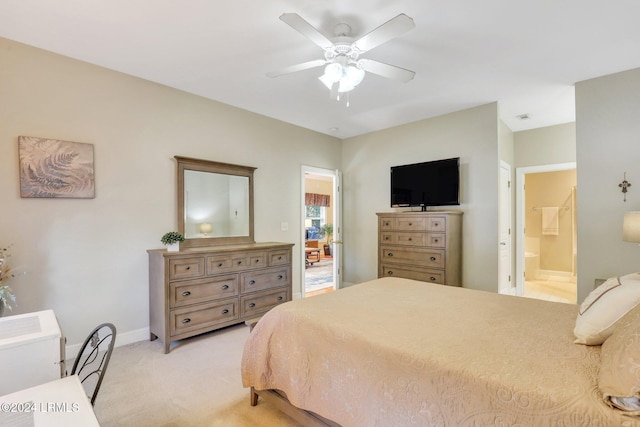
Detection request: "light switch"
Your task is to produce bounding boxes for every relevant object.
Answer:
[281,221,288,231]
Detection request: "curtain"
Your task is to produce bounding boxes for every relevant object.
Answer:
[305,192,330,207]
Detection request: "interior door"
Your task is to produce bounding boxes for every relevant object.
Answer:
[499,161,513,294]
[332,170,342,289]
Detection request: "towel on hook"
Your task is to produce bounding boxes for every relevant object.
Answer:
[542,207,559,235]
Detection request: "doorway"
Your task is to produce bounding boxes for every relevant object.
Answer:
[301,166,341,297]
[515,163,577,304]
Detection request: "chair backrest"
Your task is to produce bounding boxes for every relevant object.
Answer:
[71,323,116,405]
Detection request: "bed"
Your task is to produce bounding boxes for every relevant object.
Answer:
[241,277,640,426]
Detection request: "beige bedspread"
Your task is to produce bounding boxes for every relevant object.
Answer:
[242,277,640,426]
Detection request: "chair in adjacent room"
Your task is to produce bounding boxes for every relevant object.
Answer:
[71,322,116,405]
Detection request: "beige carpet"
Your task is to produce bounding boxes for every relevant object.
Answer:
[92,324,302,427]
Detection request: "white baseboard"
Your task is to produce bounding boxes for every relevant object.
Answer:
[65,327,149,360]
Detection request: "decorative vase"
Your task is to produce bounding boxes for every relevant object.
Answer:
[166,242,180,252]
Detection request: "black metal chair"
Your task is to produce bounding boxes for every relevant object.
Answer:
[71,323,116,406]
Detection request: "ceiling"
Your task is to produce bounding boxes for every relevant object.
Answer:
[1,1,639,139]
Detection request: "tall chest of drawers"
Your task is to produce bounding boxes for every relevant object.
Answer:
[377,211,462,286]
[148,242,293,353]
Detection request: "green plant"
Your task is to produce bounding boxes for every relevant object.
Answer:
[322,223,333,242]
[0,245,16,311]
[161,231,185,245]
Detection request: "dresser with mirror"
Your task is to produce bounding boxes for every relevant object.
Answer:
[148,157,293,353]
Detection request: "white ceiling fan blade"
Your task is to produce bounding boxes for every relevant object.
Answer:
[353,14,415,53]
[359,59,415,82]
[266,59,326,78]
[279,13,334,50]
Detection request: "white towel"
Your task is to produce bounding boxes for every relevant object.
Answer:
[542,207,559,235]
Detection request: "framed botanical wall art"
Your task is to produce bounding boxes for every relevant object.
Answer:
[18,136,95,199]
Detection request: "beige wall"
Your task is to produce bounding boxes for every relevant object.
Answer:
[576,67,640,302]
[514,123,576,168]
[0,38,341,347]
[341,103,501,292]
[525,170,576,272]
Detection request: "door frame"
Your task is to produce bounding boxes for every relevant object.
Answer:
[515,162,576,296]
[499,161,513,295]
[300,165,342,298]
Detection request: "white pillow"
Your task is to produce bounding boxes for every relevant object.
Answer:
[574,272,640,345]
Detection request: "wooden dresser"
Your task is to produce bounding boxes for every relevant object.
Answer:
[148,242,293,353]
[377,211,462,286]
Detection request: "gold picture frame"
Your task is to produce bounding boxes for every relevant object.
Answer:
[19,136,95,199]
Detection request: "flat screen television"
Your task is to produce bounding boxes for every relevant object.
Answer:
[391,157,460,210]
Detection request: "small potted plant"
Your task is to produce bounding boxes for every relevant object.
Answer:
[322,223,333,256]
[161,231,184,252]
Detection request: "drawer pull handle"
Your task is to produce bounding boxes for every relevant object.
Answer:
[387,270,394,275]
[182,318,191,324]
[222,284,229,290]
[182,291,191,297]
[218,263,223,267]
[249,280,256,285]
[238,261,243,265]
[430,256,436,261]
[249,303,256,308]
[434,223,439,227]
[277,275,283,280]
[434,239,439,243]
[409,222,412,226]
[385,236,389,240]
[278,256,282,260]
[255,259,260,263]
[387,252,393,257]
[430,277,437,281]
[186,266,191,270]
[408,238,412,241]
[222,309,229,315]
[277,296,283,301]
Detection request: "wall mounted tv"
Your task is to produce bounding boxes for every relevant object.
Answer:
[391,157,460,210]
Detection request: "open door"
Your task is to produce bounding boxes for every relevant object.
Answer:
[301,166,342,297]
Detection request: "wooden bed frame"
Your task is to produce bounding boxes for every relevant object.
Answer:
[250,387,339,427]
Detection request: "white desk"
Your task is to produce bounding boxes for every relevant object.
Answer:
[0,310,65,395]
[0,375,99,426]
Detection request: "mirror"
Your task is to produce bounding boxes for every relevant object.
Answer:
[176,156,255,248]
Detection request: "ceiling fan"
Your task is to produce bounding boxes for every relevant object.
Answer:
[267,13,416,103]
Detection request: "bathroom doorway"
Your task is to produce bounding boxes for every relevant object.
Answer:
[515,163,577,304]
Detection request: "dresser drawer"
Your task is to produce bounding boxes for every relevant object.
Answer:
[268,250,290,266]
[241,288,290,317]
[380,264,444,284]
[380,232,397,244]
[170,298,238,336]
[241,267,289,293]
[427,216,446,231]
[381,246,445,269]
[169,257,205,280]
[170,275,238,308]
[379,217,395,231]
[396,216,426,231]
[396,232,425,246]
[426,233,446,248]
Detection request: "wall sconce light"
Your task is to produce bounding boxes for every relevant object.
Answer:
[199,223,212,236]
[623,212,640,243]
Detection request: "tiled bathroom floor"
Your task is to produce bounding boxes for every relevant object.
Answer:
[524,279,577,304]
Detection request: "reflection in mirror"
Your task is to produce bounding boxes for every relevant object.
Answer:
[176,156,255,248]
[183,170,249,239]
